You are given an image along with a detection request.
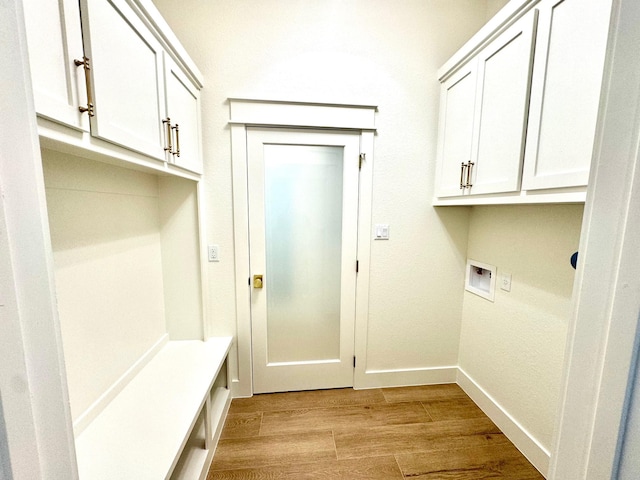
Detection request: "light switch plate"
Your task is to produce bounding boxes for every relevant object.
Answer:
[374,224,390,240]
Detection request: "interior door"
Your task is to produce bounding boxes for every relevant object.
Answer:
[247,128,360,394]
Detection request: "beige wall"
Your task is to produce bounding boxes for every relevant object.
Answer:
[153,0,490,380]
[459,204,584,450]
[43,150,167,421]
[486,0,511,18]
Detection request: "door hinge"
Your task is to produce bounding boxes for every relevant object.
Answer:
[248,277,251,286]
[356,260,359,273]
[353,356,356,367]
[358,153,365,170]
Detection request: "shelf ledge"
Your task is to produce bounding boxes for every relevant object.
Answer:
[433,188,587,206]
[75,337,232,480]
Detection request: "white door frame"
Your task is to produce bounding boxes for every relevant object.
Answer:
[229,99,376,397]
[1,0,78,477]
[549,0,640,477]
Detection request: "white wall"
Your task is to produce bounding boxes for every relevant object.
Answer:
[153,0,491,387]
[158,177,204,340]
[459,204,584,454]
[486,0,510,18]
[43,150,167,421]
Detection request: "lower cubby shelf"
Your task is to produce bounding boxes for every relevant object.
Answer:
[74,337,232,480]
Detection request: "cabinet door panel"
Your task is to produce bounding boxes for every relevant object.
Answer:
[435,63,477,197]
[470,10,537,195]
[23,0,88,131]
[522,0,612,190]
[80,0,166,160]
[165,56,202,174]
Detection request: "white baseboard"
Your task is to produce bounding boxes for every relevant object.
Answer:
[73,334,169,435]
[457,367,550,477]
[230,378,253,398]
[355,365,458,389]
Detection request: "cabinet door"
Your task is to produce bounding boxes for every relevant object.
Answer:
[80,0,166,160]
[435,62,477,197]
[164,55,203,174]
[23,0,89,131]
[521,0,613,190]
[469,11,537,195]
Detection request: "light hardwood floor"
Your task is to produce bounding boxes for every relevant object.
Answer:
[207,385,544,479]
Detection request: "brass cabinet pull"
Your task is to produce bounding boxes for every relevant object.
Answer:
[162,118,172,153]
[172,123,180,157]
[466,161,474,188]
[74,56,95,117]
[460,162,466,190]
[253,275,263,289]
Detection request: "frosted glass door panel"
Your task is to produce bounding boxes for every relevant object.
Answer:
[264,145,343,363]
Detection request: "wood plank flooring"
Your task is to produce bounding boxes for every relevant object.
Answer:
[207,385,544,479]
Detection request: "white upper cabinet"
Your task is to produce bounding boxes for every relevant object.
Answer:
[434,0,613,205]
[23,0,89,132]
[436,10,536,198]
[164,55,203,174]
[80,0,167,161]
[435,62,477,197]
[24,0,204,179]
[469,11,536,195]
[521,0,612,190]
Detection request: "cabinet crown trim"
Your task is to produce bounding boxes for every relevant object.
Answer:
[438,0,538,82]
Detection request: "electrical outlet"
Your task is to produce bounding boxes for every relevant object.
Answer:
[500,272,512,292]
[208,245,219,262]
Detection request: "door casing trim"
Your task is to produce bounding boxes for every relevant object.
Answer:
[228,98,377,397]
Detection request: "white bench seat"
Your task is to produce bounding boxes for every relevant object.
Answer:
[75,337,232,479]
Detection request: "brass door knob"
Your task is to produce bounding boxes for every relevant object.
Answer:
[253,275,263,289]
